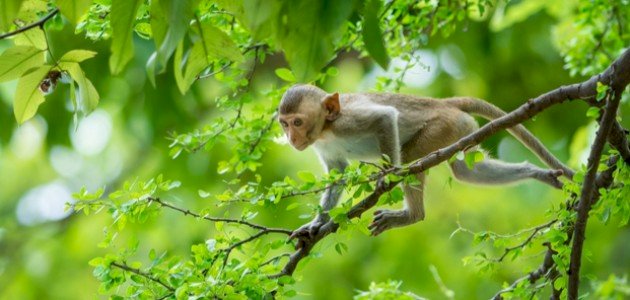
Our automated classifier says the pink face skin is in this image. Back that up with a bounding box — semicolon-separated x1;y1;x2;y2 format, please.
278;94;338;151
278;112;312;151
278;100;328;151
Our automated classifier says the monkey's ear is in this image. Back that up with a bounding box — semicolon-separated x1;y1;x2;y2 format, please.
323;92;340;121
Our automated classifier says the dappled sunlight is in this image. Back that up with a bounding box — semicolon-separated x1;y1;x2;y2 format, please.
16;181;73;226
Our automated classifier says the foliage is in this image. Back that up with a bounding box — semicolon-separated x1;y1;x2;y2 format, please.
1;0;629;299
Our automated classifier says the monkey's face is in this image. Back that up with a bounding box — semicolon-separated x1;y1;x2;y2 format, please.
278;102;326;151
278;113;315;151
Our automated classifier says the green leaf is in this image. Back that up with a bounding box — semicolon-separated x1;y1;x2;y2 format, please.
61;62;99;112
242;0;281;40
297;171;316;183
194;20;244;63
13;65;52;124
489;0;546;31
464;150;485;170
145;0;167;86
214;0;244;19
13;27;47;50
182;42;207;83
334;242;348;255
60;50;97;63
109;0;143;74
55;0;92;24
173;41;188;94
0;46;45;82
362;0;390;69
586;107;601;119
155;0;200;74
275;68;295;82
0;0;25;31
596;82;608;102
149;0;168;48
276;0;354;82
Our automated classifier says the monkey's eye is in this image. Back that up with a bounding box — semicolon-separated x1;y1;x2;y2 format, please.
280;121;288;128
293;119;303;126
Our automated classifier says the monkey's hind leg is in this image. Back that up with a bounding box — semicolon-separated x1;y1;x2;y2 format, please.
369;173;426;236
450;159;563;188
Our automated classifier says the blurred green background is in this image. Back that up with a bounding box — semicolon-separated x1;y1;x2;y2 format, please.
1;3;629;299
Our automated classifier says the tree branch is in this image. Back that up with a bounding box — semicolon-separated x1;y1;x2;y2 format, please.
492;244;556;300
495;219;558;263
0;8;59;40
148;197;291;235
568;87;623;299
111;261;174;292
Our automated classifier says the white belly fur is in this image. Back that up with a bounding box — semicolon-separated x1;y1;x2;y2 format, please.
314;131;381;160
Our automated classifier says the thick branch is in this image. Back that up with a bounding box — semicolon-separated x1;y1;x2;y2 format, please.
275;48;630;279
0;8;59;40
567;89;622;299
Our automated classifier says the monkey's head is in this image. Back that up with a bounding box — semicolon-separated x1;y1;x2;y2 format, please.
278;84;340;151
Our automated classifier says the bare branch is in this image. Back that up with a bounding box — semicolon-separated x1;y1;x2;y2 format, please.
0;8;59;40
495;219;558;263
111;261;174;292
492;245;556;300
568;87;623;299
148;197;292;235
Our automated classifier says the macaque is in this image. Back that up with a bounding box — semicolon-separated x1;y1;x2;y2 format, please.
278;84;571;237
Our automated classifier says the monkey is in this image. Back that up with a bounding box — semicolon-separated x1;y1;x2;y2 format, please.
278;84;572;238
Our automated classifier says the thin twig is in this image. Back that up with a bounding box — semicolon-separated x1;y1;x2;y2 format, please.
148;197;291;235
261;253;291;267
110;262;174;292
495;219;558;262
0;8;59;40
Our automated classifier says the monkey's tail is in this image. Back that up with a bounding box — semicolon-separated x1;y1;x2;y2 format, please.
446;97;574;179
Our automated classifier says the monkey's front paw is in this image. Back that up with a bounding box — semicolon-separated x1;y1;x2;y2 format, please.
369;210;411;236
538;169;564;189
289;218;326;249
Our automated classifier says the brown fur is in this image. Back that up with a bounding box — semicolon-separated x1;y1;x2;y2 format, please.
280;85;567;237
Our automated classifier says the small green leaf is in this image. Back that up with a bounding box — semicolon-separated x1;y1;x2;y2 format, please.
198;189;210;198
362;0;390;69
55;0;92;24
13;65;52;123
0;46;45;82
173;41;187;94
61;62;99;112
586;107;601;118
464;150;485;170
109;0;143;74
286;202;301;211
297;171;316;183
334;242;348;255
60;50;97;63
596;82;608;102
275;68;295;82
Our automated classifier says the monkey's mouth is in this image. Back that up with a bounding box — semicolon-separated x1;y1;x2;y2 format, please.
293;142;308;151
